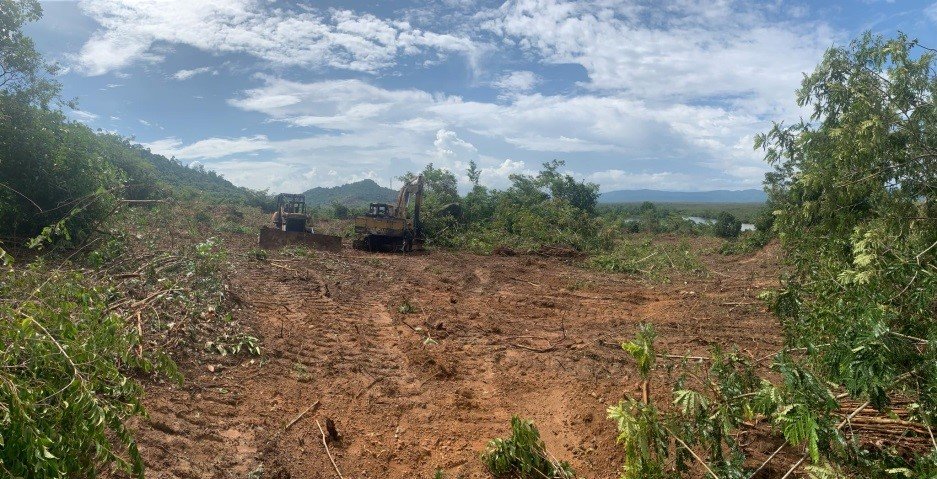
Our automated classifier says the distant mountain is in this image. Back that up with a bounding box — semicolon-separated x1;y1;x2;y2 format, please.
302;179;397;207
600;188;766;203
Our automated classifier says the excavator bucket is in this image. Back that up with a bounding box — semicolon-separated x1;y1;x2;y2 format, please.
258;226;342;252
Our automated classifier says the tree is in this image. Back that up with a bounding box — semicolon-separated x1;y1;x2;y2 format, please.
756;32;937;474
399;163;459;204
331;202;349;219
711;211;741;238
467;160;481;187
535;160;600;214
1;0;61;106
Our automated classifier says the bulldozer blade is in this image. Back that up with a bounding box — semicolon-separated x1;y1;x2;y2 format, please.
258;226;342;252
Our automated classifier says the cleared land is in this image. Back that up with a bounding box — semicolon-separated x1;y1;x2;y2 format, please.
125;228;787;479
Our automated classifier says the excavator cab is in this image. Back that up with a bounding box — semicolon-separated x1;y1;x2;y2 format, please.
366;203;393;218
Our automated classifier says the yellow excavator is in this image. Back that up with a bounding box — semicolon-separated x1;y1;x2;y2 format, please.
353;175;424;252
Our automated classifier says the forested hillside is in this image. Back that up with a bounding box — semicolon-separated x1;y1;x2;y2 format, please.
0;95;267;242
302;179;397;206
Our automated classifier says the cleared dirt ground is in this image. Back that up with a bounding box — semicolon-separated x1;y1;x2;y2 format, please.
131;237;784;478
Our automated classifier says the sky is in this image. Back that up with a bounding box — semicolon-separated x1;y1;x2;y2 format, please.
25;0;937;193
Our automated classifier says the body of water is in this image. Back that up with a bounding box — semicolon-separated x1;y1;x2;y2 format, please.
684;216;755;231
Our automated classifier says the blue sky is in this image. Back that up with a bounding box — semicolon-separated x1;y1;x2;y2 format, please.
26;0;937;193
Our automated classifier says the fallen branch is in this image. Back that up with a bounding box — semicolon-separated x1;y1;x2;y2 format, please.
285;400;320;431
779;400;870;479
355;377;384;398
508;276;541;287
509;317;567;353
316;419;344;479
663;424;719;479
658;353;710;362
747;442;785;479
509;342;556;353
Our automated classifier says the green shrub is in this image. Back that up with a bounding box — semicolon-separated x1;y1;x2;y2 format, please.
711;211;741;238
481;416;575;478
331;202;349;219
0;255;179;478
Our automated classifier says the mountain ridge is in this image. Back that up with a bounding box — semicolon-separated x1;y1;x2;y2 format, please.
302;179;398;206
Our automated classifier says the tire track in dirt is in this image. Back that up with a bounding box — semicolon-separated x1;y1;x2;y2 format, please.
130;242;784;478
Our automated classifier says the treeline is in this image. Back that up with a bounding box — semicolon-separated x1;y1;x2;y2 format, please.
0;102;270;245
0;1;267;248
406;160;768;255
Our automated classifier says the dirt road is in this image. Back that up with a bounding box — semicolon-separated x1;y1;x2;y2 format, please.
132;240;782;478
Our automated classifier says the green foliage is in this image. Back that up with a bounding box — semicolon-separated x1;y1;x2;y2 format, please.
0;96;123;242
711;211;741;238
0;255;179;478
248;247;268;261
206;334;261;357
331;202;350;219
621;323;656;379
608;326;851;479
535;160;600;214
589;238;704;281
481;416;575;478
398;299;415;314
757;32;937;471
0;0;60;107
718;230;772;255
607;399;670;479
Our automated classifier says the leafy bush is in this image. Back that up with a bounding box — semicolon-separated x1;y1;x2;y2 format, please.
331;202;349;219
718;230;771;255
481;416;575;478
711;211;741;238
0;254;179;478
759;31;937;444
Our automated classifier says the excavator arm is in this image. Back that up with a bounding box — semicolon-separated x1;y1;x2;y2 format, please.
394;175;424;234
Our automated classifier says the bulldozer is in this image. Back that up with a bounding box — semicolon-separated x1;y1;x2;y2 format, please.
258;193;342;251
353;175;424;252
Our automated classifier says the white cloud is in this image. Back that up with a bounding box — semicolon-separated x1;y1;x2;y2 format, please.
173;66;215;80
142;135;271;159
69;110;99;121
484;0;836;117
926;2;937;22
492;70;539;95
222;77;771;190
433;129;477;159
74;0;479;76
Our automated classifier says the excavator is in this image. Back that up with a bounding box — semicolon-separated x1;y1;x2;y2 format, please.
353;175;424;252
